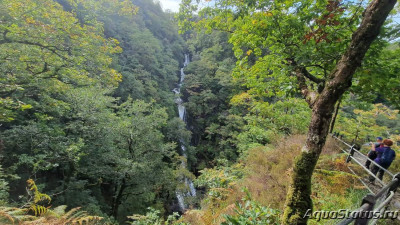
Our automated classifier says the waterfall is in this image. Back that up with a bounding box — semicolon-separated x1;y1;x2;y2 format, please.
174;54;196;211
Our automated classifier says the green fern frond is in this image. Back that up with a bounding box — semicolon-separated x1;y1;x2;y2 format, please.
0;206;35;224
27;179;51;204
29;204;50;216
58;207;103;224
0;207;16;223
0;180;103;225
61;207;81;220
51;205;68;216
72;216;104;225
66;210;87;222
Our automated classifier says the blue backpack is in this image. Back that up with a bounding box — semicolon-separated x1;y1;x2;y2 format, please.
381;147;396;166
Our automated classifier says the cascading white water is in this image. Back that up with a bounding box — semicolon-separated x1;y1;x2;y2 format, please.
173;54;196;211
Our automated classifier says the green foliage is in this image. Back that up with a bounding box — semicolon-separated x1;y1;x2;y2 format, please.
109;0;185;112
26;179;51;216
0;206;35;224
0;0;188;223
1;0;398;224
177;0;399;152
335;100;399;143
181;31;241;166
0;0;126;123
221;190;280;225
0;166;9;206
0;205;104;225
0;179;104;224
195;164;244;204
176;0;399;223
353;43;400;108
231;98;310;154
128;208;188;225
178;0;370;98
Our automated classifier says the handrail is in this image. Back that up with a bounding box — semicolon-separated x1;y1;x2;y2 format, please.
347;166;374;194
375;178;399;199
334;136;353;148
348;155;386;186
336;184;398;225
337;202;373;225
332;134;400;225
369;191;396;225
375;190;395;212
352;148;395;178
331;135;394;178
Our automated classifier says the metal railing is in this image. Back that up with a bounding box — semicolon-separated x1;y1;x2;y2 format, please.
337;176;399;225
331;134;400;225
332;135;395;184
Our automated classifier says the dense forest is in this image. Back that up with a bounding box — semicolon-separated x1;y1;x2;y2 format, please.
0;0;400;224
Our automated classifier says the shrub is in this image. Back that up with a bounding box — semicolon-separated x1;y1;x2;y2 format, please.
221;190;280;225
128;208;188;225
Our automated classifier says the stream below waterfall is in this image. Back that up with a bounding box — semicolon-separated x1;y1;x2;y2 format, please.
173;54;196;211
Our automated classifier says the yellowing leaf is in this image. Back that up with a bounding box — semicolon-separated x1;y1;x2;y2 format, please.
20;104;32;110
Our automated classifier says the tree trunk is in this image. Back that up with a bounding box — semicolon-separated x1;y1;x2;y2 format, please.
353;129;360;144
282;0;397;224
329;97;341;133
112;177;127;219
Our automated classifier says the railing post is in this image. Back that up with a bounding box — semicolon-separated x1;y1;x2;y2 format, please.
346;145;355;163
355;194;375;225
389;173;400;193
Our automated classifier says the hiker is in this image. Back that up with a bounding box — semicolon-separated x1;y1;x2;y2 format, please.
369;139;396;182
365;137;384;169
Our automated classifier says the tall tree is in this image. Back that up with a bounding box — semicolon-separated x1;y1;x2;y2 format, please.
178;0;398;223
283;2;396;223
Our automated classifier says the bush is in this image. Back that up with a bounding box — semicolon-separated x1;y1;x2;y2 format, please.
222;190;280;225
128;208;188;225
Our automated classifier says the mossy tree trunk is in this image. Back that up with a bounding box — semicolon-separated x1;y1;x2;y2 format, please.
282;0;397;224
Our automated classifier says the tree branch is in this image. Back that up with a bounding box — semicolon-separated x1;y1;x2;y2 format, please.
299;66;325;84
304;64;328;77
0;29;69;60
287;58;319;107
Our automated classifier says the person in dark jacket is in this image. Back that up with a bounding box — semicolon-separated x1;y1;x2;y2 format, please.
365;137;383;169
369;139;396;182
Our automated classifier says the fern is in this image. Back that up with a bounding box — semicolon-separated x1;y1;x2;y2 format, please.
0;206;35;224
0;180;103;225
50;206;103;225
26;179;51;216
0;205;103;225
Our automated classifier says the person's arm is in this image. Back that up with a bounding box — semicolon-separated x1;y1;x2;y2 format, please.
371;142;376;151
375;147;385;154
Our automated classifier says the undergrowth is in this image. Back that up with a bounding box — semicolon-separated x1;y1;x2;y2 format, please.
181;135;370;224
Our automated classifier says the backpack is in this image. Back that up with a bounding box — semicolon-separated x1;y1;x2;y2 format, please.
380;147;396;166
